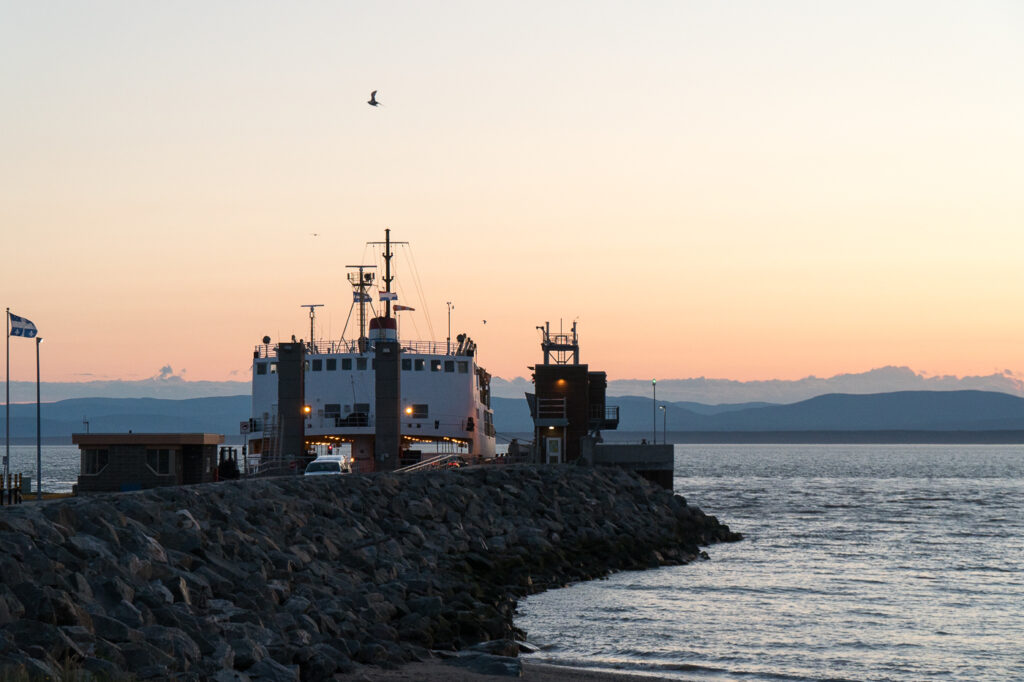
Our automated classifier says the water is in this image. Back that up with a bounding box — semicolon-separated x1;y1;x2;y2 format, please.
3;444;80;493
516;445;1024;681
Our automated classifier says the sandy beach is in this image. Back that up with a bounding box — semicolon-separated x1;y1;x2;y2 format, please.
336;658;687;681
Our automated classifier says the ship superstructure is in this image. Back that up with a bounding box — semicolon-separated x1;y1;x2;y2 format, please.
246;230;495;472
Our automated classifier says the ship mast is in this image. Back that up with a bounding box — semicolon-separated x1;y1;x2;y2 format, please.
345;265;376;351
368;228;408;320
300;304;323;353
383;229;393;319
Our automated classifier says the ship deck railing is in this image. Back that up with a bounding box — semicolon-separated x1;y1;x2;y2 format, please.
396;453;464;473
254;339;473;359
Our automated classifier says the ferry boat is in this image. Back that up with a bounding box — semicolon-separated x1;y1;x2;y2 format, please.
246;230;496;473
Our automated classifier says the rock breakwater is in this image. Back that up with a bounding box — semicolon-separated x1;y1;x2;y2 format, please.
0;464;739;680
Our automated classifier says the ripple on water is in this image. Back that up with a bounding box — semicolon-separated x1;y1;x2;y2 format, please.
517;445;1024;682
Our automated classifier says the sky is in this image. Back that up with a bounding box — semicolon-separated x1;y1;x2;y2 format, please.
2;1;1022;385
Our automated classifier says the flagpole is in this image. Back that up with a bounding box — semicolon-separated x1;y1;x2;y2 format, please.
36;337;42;501
5;308;9;481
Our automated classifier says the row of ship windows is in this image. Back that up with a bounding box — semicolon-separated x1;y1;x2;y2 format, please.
321;403;429;419
255;359;470;375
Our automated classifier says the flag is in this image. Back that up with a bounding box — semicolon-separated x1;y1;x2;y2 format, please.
394;305;415;312
379;291;398;301
8;313;38;338
352;292;372;302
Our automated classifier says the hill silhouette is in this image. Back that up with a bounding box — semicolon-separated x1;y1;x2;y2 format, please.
493;390;1024;433
4;391;1024;443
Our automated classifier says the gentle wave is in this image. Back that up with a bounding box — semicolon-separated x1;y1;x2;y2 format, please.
517;444;1024;682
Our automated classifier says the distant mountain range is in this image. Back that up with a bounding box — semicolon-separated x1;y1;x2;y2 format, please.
6;366;1023;404
492;366;1024;403
2;396;250;443
5;390;1024;444
493;390;1024;433
3;377;247;403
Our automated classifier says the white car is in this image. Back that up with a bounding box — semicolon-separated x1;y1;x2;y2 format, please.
304;455;349;476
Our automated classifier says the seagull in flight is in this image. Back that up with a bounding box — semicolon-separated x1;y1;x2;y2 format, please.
368;90;380;107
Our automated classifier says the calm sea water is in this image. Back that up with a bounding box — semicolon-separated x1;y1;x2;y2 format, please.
516;445;1024;682
3;444;80;493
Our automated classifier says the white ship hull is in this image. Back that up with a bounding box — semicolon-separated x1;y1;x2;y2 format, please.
246;230;495;470
248;341;495;465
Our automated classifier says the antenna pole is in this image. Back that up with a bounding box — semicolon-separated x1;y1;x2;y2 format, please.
345;264;377;352
300;304;324;353
358;268;366;345
368;229;408;321
383;229;393;318
447;302;454;355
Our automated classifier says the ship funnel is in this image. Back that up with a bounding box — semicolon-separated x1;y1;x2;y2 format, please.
369;316;398;342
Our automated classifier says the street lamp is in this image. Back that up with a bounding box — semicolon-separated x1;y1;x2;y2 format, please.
651;379;657;444
659;404;666;446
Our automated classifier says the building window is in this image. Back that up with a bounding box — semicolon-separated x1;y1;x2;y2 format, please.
326;358;337;371
256;362;267;375
341;358;352;370
324;403;341;418
411;404;428;419
414;359;425;371
82;449;108;475
312;359;322;371
458;361;469;373
431;360;442;372
402;358;412;371
444;361;455;373
357;357;368;370
146;448;173;475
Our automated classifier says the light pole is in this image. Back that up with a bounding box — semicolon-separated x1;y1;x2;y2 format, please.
36;337;42;500
446;301;454;354
651;379;657;444
659;404;666;446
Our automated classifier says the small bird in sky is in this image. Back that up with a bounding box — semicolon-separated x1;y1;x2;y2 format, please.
368;90;380;107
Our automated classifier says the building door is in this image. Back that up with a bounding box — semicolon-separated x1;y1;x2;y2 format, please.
546;437;562;464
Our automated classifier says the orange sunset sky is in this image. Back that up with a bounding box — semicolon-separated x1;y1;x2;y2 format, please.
2;2;1022;385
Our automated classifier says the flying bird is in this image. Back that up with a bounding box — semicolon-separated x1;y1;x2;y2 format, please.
368;90;380;107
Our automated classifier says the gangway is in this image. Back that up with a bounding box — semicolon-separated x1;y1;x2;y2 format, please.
396;453;463;473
